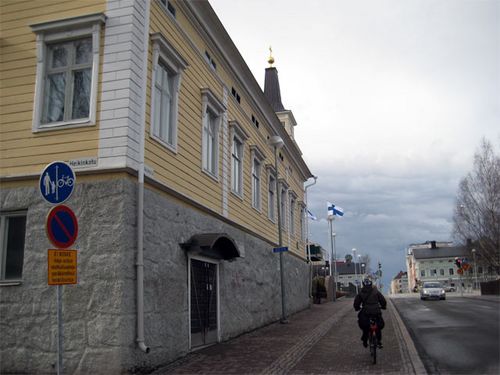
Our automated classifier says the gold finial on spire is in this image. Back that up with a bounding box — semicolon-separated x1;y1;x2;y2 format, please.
268;46;275;67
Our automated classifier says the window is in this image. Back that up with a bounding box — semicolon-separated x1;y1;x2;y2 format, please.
420;270;426;277
300;206;305;241
30;13;105;131
0;212;27;282
280;184;287;230
440;269;445;276
229;121;248;197
232;138;243;194
150;33;187;151
289;195;296;235
431;269;437;276
478;266;483;274
251;115;259;128
160;0;176;17
449;268;454;275
201;88;225;178
268;174;276;221
252;158;261;209
204;51;217;70
250;146;265;210
231;87;241;103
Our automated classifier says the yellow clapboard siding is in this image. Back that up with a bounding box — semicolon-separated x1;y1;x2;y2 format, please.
0;92;33;107
3;139;97;159
2;131;97;151
1;73;36;89
0;82;35;100
0;3;106;32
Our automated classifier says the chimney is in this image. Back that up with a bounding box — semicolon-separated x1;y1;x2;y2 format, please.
430;241;437;249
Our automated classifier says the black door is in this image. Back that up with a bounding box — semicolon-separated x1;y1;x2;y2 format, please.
190;259;217;347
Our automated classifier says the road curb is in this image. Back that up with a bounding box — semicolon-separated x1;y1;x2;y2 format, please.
388;298;428;375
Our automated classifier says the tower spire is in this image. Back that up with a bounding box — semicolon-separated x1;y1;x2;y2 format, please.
268;46;274;67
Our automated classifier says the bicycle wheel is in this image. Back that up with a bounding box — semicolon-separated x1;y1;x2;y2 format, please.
370;333;377;364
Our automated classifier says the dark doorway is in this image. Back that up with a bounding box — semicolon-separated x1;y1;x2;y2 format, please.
190;258;218;347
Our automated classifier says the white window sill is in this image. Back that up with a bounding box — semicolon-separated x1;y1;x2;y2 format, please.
34;119;95;133
0;280;22;286
202;168;219;182
150;134;178;154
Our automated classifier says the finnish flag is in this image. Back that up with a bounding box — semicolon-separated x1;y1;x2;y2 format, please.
307;209;317;220
327;202;344;217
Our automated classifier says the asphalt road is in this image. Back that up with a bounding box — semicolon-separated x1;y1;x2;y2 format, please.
392;296;500;375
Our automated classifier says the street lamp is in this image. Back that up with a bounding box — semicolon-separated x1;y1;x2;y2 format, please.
352;248;358;294
269;135;287;323
472;248;478;291
304;176;317;305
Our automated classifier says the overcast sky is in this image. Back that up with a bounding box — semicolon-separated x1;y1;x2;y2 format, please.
210;0;500;290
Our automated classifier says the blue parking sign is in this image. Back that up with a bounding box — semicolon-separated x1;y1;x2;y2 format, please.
40;161;75;204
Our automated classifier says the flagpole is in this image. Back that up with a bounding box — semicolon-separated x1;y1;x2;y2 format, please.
328;215;336;301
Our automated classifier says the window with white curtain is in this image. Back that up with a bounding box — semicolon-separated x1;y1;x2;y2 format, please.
30;14;105;131
201;88;225;179
231;137;243;195
150;33;187;151
268;174;276;221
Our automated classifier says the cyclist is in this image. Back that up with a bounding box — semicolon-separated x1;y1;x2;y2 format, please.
353;278;387;348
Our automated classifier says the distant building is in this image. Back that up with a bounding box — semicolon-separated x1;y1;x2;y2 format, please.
406;240;497;292
335;261;366;291
390;271;408;294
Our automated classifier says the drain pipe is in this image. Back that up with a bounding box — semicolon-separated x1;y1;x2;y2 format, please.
136;0;151;354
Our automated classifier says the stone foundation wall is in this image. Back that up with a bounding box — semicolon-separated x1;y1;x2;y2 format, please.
0;177;310;374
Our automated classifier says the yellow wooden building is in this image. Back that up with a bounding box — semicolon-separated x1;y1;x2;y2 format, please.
0;0;314;372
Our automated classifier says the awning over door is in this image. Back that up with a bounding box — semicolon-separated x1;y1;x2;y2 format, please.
181;233;240;260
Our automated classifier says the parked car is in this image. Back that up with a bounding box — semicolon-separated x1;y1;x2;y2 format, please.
444;286;456;292
420;282;446;300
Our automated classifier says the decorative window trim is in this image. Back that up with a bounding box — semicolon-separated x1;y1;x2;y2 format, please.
267;171;276;223
279;178;289;231
250;145;265;211
150;33;188;153
30;13;106;132
289;194;296;236
229;120;248;198
201;88;225;180
299;203;306;241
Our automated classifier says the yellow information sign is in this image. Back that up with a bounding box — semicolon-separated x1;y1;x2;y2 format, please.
48;249;77;285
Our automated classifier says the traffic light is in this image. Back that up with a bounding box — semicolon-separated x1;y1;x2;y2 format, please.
455;257;462;268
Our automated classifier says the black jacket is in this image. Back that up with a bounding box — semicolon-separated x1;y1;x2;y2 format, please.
353;286;387;316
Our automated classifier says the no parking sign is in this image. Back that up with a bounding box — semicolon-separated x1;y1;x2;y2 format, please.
46;205;78;249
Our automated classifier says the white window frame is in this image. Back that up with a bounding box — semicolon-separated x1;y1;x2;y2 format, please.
299;203;306;241
150;33;187;152
201;88;225;179
267;166;276;222
250;145;265;211
279;179;289;231
0;211;27;284
30;13;106;132
229;121;248;198
289;193;296;236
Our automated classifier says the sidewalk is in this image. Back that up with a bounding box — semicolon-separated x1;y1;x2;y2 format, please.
153;297;426;375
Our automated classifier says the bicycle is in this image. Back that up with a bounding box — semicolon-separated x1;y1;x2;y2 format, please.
368;316;379;364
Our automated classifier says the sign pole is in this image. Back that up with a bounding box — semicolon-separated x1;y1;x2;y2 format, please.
57;285;63;375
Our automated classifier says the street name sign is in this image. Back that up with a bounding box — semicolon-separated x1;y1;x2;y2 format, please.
46;205;78;248
48;249;77;285
40;161;75;204
273;246;289;253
